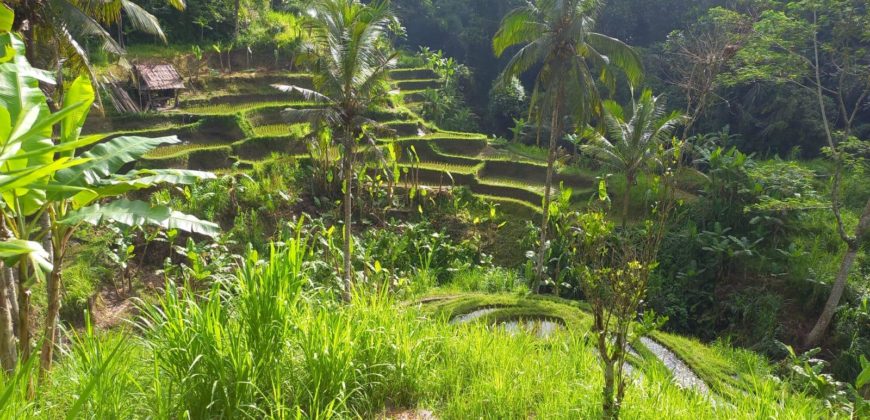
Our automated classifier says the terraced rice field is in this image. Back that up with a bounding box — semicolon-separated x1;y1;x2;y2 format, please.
86;68;593;210
418;293;761;399
179;100;312;115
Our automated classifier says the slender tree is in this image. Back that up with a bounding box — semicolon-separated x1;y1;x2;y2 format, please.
580;89;685;227
660;7;752;138
275;0;397;301
493;0;643;292
725;0;870;346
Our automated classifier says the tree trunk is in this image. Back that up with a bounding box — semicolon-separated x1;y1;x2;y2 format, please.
0;216;18;372
622;173;634;229
801;11;863;348
805;198;870;347
39;252;62;374
234;0;242;39
6;270;17;333
613;334;627;416
341;135;354;302
117;15;124;49
0;266;16;372
534;87;565;293
16;262;31;362
602;360;617;419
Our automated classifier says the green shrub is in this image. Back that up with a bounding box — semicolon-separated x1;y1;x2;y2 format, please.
59;229;117;323
59;261;104;323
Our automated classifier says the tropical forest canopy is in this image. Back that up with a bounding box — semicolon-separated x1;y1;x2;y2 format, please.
0;0;868;418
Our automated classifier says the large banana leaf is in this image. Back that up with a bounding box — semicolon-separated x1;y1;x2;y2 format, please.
53;135;180;188
59;75;95;156
0;239;53;286
0;100;91;167
0;37;63;215
65;169;216;208
62;199;220;238
0;4;12;34
0;34;53;84
0;157;89;195
116;169;215;185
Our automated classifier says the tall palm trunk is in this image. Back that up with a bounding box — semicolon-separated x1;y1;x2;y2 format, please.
805;197;870;346
0;266;15;372
534;84;566;293
341;130;354;302
0;217;17;372
622;173;634;228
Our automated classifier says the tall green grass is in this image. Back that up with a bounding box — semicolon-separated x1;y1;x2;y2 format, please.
134;236;438;418
423;323;837;419
1;233;845;419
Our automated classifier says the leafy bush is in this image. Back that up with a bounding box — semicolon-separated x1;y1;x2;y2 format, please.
59;229;117;323
486;76;527;135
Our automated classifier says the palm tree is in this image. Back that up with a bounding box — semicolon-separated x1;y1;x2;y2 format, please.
581;89;685;227
274;0;397;302
8;0;184;84
493;0;643;292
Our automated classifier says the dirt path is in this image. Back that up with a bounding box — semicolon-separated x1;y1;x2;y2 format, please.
380;409;437;420
92;268;165;330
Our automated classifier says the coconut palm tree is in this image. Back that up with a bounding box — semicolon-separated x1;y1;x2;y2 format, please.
8;0;185;84
274;0;397;302
493;0;643;292
580;89;686;227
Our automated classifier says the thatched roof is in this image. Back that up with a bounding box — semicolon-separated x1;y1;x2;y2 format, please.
133;64;185;91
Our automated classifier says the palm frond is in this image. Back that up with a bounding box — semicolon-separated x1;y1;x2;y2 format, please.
51;0;124;55
581;89;685;176
281;107;338;128
273;84;333;103
66;0;122;25
493;4;545;56
586;32;644;87
121;0;166;42
497;38;548;87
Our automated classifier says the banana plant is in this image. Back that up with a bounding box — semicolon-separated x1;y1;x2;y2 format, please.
36;75;219;372
0;8;101;371
0;8;219;372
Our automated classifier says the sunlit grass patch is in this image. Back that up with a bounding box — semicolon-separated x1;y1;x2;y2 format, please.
142;143;229;159
403;161;482;175
88;122;195;139
251;122;310;138
179;100;315;116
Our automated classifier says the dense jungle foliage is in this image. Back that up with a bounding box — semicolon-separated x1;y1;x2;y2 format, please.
0;0;868;418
